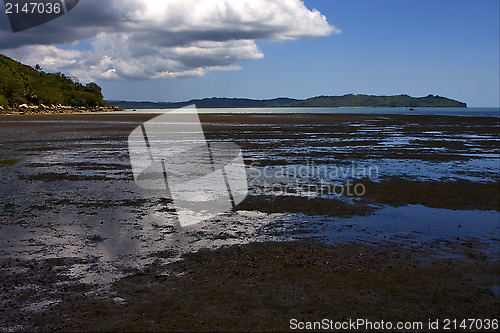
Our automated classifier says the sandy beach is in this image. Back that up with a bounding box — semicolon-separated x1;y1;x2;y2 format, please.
0;113;498;331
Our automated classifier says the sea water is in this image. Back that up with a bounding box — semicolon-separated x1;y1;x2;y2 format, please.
119;107;500;117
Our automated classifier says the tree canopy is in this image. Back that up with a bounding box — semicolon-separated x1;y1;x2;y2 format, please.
0;54;106;109
288;94;467;108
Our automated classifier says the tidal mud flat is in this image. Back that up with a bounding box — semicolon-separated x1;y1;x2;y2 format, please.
0;113;498;331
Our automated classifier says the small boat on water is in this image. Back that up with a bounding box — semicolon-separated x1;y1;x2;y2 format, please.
409;107;415;111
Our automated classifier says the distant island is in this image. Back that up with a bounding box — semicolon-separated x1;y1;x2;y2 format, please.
0;54;119;114
111;94;467;109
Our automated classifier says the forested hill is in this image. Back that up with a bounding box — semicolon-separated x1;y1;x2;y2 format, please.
112;94;467;109
289;94;467;108
0;54;106;110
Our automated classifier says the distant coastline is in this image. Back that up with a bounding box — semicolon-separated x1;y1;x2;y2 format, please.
110;94;467;109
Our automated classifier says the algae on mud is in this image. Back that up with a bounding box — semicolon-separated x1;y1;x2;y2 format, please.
32;241;499;332
0;113;498;331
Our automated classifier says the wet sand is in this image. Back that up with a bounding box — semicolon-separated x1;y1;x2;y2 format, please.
27;241;499;332
0;113;498;331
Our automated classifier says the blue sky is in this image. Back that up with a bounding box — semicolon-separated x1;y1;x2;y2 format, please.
2;0;499;106
99;0;500;107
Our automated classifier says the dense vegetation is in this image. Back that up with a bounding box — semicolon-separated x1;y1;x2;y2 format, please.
289;94;467;108
111;94;467;109
0;54;106;109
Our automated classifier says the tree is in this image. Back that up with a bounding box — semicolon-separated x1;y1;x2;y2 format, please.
85;82;102;95
0;94;9;109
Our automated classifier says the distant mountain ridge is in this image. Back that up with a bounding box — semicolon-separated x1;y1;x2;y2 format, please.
109;97;300;109
111;94;467;109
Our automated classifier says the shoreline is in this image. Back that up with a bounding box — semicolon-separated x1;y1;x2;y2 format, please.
1;106;498;118
0;105;122;116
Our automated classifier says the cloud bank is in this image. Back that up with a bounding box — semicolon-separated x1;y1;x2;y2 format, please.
0;0;338;81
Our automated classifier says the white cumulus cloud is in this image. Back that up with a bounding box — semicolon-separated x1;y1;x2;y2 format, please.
0;0;338;81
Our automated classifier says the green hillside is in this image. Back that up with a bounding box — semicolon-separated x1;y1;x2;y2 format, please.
0;54;106;110
288;94;467;108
